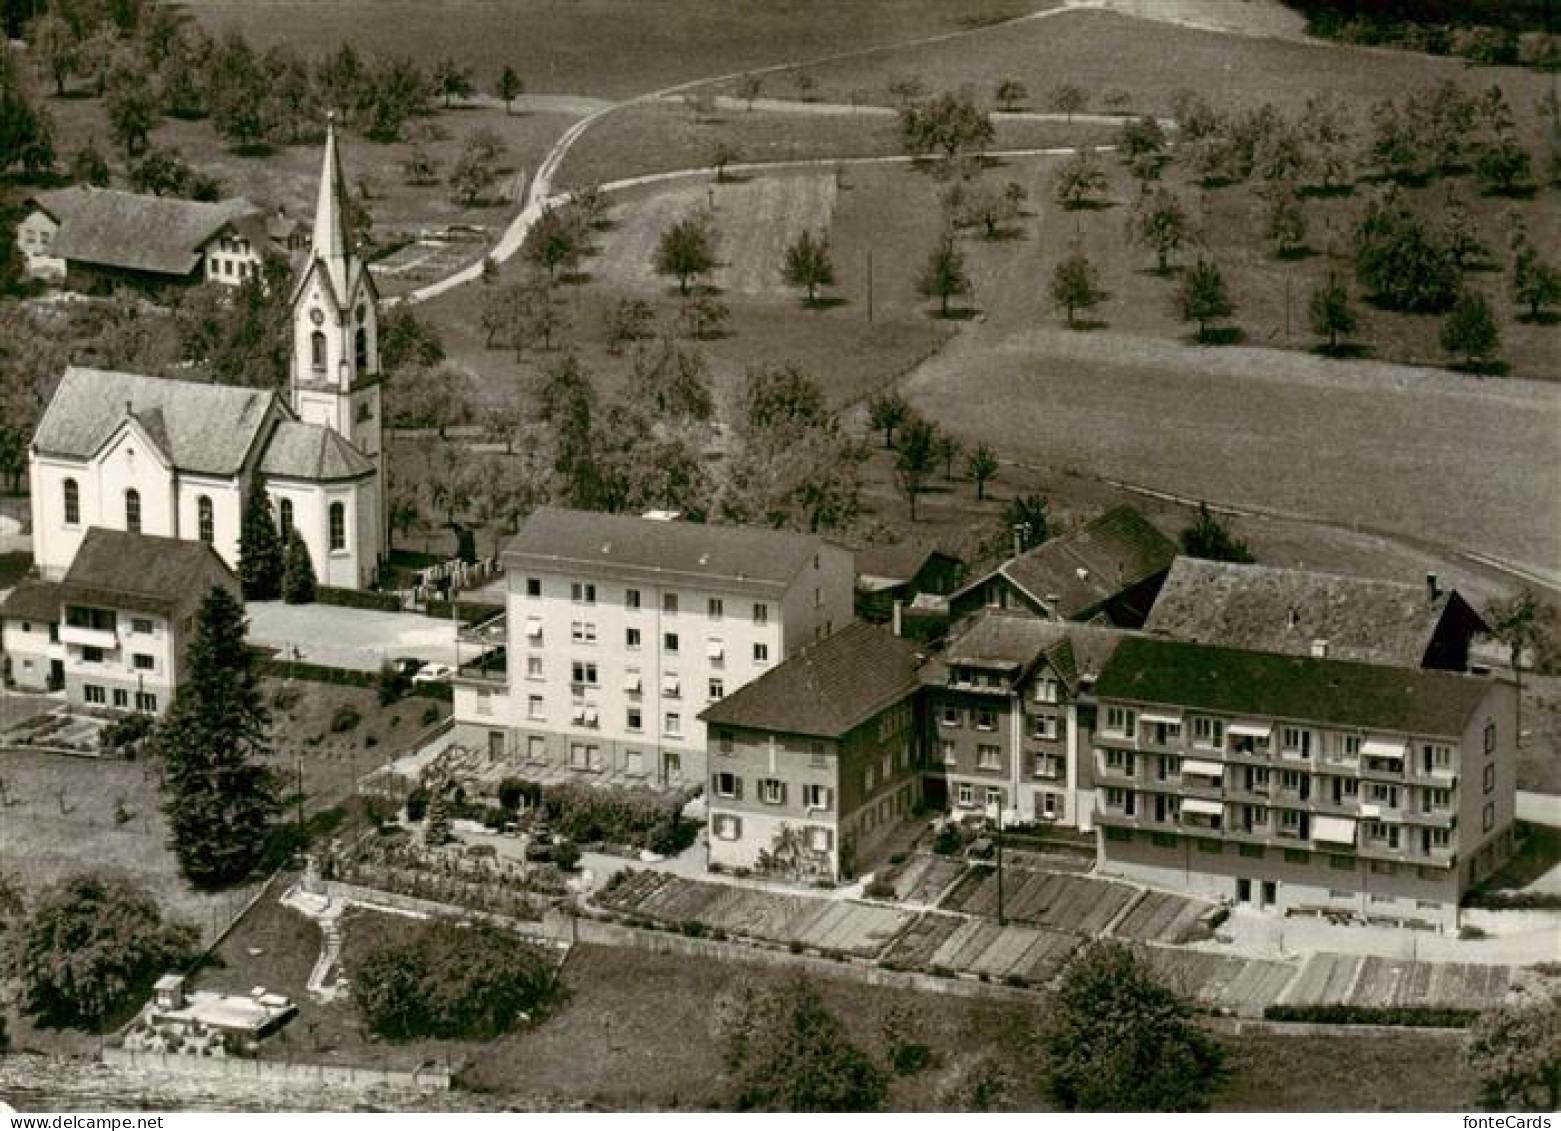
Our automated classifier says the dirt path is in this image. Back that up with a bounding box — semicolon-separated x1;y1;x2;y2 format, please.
1064;0;1309;41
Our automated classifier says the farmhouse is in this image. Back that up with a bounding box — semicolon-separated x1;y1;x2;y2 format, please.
699;622;925;881
26;124;387;591
449;506;854;788
1144;557;1489;671
1091;635;1516;929
922;610;1128;829
853;539;963;624
948;506;1176;628
16;187;278;289
52;527;239;715
0;579;64;692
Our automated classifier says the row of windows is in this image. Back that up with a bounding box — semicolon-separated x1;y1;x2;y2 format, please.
711;814;832;851
536;578;772;624
546;621;769;664
63;480;348;552
81;684;158;712
77;646;156;671
711;773;832;810
526;694;690;737
309;328;371;373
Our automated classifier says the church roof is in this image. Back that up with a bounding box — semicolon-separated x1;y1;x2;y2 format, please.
60;528;238;617
33;368;275;477
30;188;260;277
260;419;375;481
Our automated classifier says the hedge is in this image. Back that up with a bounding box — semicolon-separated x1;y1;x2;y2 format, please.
1263;1004;1478;1028
424;599;504;625
252;650;453;700
540;782;695;855
316;586;405;613
1463;890;1561;911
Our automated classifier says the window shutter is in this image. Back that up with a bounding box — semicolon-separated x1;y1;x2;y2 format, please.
734;777;743;800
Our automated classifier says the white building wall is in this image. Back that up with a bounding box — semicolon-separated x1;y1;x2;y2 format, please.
175;475;244;568
62;606;179;714
17;209;64;278
3;620;61;691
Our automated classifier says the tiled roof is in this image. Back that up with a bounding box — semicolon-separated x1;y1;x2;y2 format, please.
0;580;62;623
35;188;259;276
503;506;833;591
1143;557;1481;668
1094;636;1494;737
855;539;958;584
700;622;924;738
999;506;1176;616
33;368;275;477
260;420;375;481
939;610;1130;693
59;528;237;617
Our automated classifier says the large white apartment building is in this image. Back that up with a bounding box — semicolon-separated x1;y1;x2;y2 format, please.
451;507;854;787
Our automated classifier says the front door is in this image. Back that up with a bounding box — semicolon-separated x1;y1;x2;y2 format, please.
1262;880;1278;908
487;730;505;761
662;749;681;785
1236;878;1252;905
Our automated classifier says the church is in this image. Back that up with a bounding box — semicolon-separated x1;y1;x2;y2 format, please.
27;123;388;591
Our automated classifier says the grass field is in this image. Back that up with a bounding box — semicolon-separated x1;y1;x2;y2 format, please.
180;0;1052;101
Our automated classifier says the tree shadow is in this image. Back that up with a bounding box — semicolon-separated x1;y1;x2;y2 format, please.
1451;358;1511;377
1518;310;1561;326
1298;182;1356;199
1065;317;1110;332
232;141;277;158
1062;198;1116;212
1192;326;1246;346
1276;246;1318;262
559;269;593;286
1480;183;1538;201
930;306;981;321
1314;341;1374;360
980;226;1027;242
713;171;753;185
802;295;850;311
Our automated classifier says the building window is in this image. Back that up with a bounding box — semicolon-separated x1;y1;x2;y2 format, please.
527;695;544;720
84;685;105;704
1424;743;1453;771
133;653;154;671
664;632;679;654
663;592;678;614
311;330;327;370
526;577;542;597
940;705;962;728
526;655;543;679
475;690;493;716
354;327;368;371
197;495;214;543
329;502;346;550
976;744;1000;770
1424;787;1451;811
279;498;293;538
112;688;129;708
571;661;598;686
627;707;642;731
131;617;153;634
571;622;597;643
124;489;141;534
1192;716;1224;749
1284;848;1309;865
570;581;596;604
802;784;830;810
758;779;785;805
752;602;768;625
135;691;157;712
1483;802;1495;832
713;813;742;840
708;597;723;619
664;712;681;736
986;787;1004;809
974;709;997;732
708;678;724;700
753;642;769;664
82;646;103;664
63;478;80;526
1105;706;1136;737
625;588;640;608
957;783;975;807
626;627;641;649
1034;676;1059;703
941;740;957;764
527;735;546;762
714;772;738;798
1483;763;1496;794
1484;720;1496;755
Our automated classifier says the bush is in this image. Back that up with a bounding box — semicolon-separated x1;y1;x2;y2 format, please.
100;712;154;753
497;777;542;812
681;919;708;938
552;839;582;872
378;662;411;706
1464;890;1561;911
863;875;897;900
933;824;965;856
539;782;693;853
405;786;430;823
1264;1004;1477;1028
350;917;561;1041
330;705;362;734
421;704;443;727
317;586;404;612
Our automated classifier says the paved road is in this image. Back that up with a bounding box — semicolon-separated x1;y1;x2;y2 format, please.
1517;790;1561;827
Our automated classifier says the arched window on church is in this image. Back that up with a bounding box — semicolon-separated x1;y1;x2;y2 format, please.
63;479;79;526
354;327;368;373
279;498;293;539
328;502;346;551
197;496;214;543
311;331;327;372
125;488;141;534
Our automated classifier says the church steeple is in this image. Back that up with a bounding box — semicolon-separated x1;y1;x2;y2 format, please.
309;113;354;300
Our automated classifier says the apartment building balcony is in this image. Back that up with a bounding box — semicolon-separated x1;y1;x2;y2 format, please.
1094;804;1179;833
1399;807;1458;828
60;624;117;651
1358;840;1456;868
454;648;507;685
457;612;507;647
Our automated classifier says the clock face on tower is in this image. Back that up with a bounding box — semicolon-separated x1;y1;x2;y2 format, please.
310;308;325;326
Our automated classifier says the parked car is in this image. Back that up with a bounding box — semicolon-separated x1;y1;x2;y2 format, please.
411;662;454;685
391;656;423;678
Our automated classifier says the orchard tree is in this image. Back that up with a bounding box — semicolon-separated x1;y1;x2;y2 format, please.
449;126;509;206
781;228;835;306
900;90;994;163
735;72;762;110
678;292;728;340
1466;996;1561;1112
917;234;971;317
1177;258;1235;343
966;442;999;500
105;65;157;158
710;140;741;183
1047;83;1088;122
1180;502;1254;563
27;12;79;96
152;586;281;888
1053;148;1108;210
1043;941;1224;1111
1353;191;1459;313
867;391;909;450
1119;114;1168;179
1129;186;1190;273
525;204;583;282
1513;241;1561;321
995;77;1028;112
10;873;198;1031
1477;134;1534;197
1050;252;1105;329
1264;186;1308;257
236;487;285;600
656;212;719;296
1005;495;1050;550
1308;272;1359;354
495;65;522;114
931;429;963;480
1440;289;1500;370
70;138;110;186
432;55;474;108
894;416;937;521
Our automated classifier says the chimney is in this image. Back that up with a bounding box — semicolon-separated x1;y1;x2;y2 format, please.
892;599;903;638
1012;525;1025;559
1426;572;1440;602
1311;639;1329;659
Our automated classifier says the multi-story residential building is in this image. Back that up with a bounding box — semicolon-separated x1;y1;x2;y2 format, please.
1145;557;1489;671
948;506;1176;628
1091;636;1516;929
922;611;1126;828
698;622;925;881
451;506;854;787
0;580;64;692
52;528;240;715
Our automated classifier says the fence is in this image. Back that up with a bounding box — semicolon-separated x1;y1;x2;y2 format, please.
101;1047;451;1091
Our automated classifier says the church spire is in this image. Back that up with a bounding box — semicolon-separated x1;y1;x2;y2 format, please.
309;113;354;298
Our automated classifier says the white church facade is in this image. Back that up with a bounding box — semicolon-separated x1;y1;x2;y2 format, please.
28;124;388;591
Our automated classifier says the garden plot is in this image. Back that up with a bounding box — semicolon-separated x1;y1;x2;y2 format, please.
1137;946;1298;1015
1112;890;1216;945
940;866;1137;935
1281;953;1514;1012
594;173;836;299
884;913;1078;984
594;872;912;958
890;855;966;905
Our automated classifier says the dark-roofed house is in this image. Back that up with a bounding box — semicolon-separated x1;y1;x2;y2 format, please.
18;187;270;290
55;528;240;714
1;580;64;692
1092;635;1516;929
853;539;963;625
949;506;1177;629
699;623;925;881
448;507;854;789
27;125;387;591
923;610;1129;829
1144;557;1489;672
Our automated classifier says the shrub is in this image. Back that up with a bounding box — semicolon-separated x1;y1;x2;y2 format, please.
933;824;964;856
101;712;154;753
420;704;442;727
863;876;897;900
539;782;693;853
552;839;581;872
378;662;411;706
405;786;430;823
497;777;542;812
330;705;362;734
681;919;708;938
350;917;561;1040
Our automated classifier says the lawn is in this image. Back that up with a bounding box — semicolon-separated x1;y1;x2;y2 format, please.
1218;1029;1477;1112
180;0;1053;102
